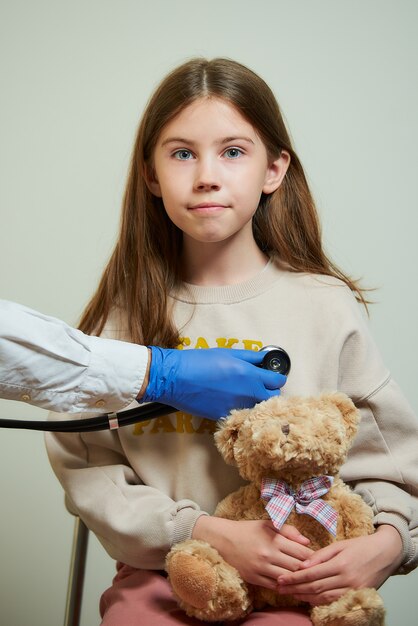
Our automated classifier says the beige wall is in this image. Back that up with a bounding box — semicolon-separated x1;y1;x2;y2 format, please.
0;1;417;624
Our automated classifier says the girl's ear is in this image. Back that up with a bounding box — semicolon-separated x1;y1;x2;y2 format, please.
262;150;291;195
144;164;162;197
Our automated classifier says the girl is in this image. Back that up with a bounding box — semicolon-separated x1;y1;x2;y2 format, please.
46;58;418;625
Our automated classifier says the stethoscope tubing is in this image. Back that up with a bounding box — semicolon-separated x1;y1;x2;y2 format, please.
0;401;176;432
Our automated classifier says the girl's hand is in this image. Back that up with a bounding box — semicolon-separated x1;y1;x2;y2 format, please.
192;517;313;590
277;525;403;605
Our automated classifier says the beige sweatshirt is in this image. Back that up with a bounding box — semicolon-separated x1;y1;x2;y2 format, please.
46;260;418;573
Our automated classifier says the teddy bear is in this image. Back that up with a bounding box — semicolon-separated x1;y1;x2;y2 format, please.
165;392;386;625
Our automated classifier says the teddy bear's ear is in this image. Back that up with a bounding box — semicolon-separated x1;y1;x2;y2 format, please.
214;409;249;465
327;392;360;441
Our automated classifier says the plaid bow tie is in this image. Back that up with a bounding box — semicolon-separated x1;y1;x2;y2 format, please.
260;476;337;536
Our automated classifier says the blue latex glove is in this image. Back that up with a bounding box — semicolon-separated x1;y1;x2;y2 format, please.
141;347;287;420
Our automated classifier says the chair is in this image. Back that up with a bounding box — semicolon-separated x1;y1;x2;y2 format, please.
63;516;89;626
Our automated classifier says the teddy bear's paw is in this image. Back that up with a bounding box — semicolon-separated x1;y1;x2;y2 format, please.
311;588;385;626
168;550;217;608
166;540;252;621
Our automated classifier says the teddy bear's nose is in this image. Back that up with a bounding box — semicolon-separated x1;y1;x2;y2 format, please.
281;424;290;436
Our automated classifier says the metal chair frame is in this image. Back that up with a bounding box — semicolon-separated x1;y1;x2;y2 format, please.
63;517;89;626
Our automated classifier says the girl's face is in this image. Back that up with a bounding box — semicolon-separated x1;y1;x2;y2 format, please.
148;97;289;249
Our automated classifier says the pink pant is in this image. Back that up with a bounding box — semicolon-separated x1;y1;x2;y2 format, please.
100;563;312;625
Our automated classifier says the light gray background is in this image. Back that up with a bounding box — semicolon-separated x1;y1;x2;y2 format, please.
0;1;417;624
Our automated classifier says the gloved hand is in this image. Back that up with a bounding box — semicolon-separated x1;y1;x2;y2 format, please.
141;347;287;420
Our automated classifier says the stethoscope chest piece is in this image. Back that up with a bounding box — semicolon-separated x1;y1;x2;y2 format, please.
259;345;291;375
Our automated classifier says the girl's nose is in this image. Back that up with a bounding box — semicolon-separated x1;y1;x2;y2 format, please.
195;180;221;191
194;158;221;191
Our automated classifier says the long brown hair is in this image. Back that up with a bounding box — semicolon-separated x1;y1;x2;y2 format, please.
79;57;368;346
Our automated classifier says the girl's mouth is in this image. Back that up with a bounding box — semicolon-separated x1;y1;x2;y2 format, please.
188;202;228;213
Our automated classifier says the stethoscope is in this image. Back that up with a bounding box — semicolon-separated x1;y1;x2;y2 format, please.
0;346;291;433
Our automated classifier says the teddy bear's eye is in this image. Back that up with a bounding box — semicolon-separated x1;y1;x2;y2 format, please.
281;424;290;436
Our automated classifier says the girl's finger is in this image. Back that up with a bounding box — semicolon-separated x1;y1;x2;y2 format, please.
278;559;340;585
273;536;314;561
278;573;341;596
279;524;311;545
254;573;283;591
262;564;305;586
271;553;309;573
292;587;349;606
300;542;343;568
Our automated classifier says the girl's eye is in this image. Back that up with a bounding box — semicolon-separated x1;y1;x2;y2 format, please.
224;147;243;159
173;149;193;160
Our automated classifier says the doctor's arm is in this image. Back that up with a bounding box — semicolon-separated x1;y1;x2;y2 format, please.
0;300;286;417
0;300;147;414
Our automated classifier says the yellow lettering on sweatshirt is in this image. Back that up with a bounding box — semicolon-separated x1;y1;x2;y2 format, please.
176;337;262;352
150;416;176;434
195;419;217;434
242;339;263;351
216;337;239;349
133;416;176;436
175;412;196;433
133;420;152;435
194;337;210;349
177;337;191;349
132;414;217;436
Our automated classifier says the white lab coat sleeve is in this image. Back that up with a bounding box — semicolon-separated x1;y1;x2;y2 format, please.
0;300;148;413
